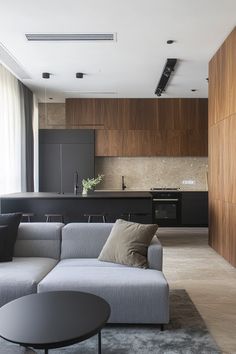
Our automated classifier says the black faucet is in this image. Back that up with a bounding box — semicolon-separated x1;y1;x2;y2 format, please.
122;176;127;191
74;171;79;195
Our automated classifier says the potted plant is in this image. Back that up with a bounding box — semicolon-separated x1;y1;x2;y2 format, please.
82;174;104;195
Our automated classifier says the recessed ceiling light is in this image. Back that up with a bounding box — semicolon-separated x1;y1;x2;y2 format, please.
166;40;175;44
191;89;197;92
49;97;53;100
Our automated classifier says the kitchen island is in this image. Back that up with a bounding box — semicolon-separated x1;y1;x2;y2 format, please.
0;192;153;223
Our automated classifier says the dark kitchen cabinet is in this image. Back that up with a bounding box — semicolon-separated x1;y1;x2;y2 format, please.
39;129;94;193
181;192;208;226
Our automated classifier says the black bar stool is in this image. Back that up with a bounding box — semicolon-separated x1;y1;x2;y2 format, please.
22;213;34;222
122;213;150;222
45;214;64;223
84;214;107;223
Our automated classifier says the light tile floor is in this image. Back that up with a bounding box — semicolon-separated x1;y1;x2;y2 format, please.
158;228;236;354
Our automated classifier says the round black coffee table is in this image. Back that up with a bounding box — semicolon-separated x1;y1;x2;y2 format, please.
0;291;110;354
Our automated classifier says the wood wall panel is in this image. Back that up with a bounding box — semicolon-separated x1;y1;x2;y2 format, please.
156;99;179;130
66;99;104;128
66;98;208;157
129;99;157;130
95;130;123;156
95;129;207;157
209;27;236;267
227;29;236;116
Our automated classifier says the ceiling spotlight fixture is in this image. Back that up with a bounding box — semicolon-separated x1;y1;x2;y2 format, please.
155;58;177;97
76;72;84;79
42;72;50;79
166;40;175;44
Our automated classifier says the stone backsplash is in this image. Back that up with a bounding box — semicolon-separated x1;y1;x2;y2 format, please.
95;157;208;191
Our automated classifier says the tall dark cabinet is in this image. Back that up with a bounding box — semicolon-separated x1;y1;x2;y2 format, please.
39;129;94;193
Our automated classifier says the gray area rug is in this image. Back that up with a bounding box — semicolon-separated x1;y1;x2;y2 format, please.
0;290;221;354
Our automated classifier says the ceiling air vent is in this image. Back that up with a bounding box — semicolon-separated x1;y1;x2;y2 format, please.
25;33;116;41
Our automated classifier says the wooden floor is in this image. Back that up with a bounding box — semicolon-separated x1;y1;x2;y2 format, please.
158;228;236;354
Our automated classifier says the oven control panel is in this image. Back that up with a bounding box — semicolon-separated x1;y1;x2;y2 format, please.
150;192;180;199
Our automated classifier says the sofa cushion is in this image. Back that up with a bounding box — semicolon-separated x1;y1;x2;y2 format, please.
98;219;158;268
61;223;114;259
38;260;169;324
14;223;64;259
0;257;57;307
57;258;129;268
0;213;22;262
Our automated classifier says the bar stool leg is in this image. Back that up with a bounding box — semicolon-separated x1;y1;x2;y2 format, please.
102;215;106;223
128;213;131;221
88;215;92;223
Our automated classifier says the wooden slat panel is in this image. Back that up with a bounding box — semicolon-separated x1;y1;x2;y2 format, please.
209;27;236;267
227;28;236;117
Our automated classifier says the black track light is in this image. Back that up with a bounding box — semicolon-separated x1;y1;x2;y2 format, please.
155;58;177;97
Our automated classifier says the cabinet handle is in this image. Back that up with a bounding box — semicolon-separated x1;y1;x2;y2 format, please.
153;198;179;202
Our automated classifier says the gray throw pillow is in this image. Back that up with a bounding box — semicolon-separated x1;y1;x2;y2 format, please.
0;213;22;262
98;219;158;268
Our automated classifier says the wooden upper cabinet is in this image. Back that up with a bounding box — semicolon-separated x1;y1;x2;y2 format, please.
157;99;180;130
95;130;123;156
129;99;157;130
66;99;104;128
66;98;208;156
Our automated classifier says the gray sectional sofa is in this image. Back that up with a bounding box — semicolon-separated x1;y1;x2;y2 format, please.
0;223;169;325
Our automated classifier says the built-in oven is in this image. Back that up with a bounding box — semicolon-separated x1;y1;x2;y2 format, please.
150;189;181;226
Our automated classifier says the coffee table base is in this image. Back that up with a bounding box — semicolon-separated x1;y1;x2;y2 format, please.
41;330;102;354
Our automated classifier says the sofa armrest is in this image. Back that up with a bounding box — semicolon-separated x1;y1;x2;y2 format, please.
147;236;163;271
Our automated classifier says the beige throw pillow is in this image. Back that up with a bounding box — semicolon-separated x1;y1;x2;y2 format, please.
98;219;158;268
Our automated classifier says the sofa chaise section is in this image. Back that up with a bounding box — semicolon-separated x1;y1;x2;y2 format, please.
38;223;169;324
0;222;63;307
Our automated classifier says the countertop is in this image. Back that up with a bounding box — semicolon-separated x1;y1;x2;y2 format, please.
0;192;152;199
95;189;208;193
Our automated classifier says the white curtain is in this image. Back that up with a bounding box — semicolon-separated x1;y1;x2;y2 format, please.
0;64;22;194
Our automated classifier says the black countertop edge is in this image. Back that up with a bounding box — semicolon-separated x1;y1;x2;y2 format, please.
0;192;152;199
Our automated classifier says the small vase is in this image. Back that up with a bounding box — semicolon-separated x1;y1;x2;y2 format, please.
82;188;88;195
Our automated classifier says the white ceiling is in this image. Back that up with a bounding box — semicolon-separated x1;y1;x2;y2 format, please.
0;0;235;102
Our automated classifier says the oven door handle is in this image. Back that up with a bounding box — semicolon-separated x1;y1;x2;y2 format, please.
153;198;179;202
